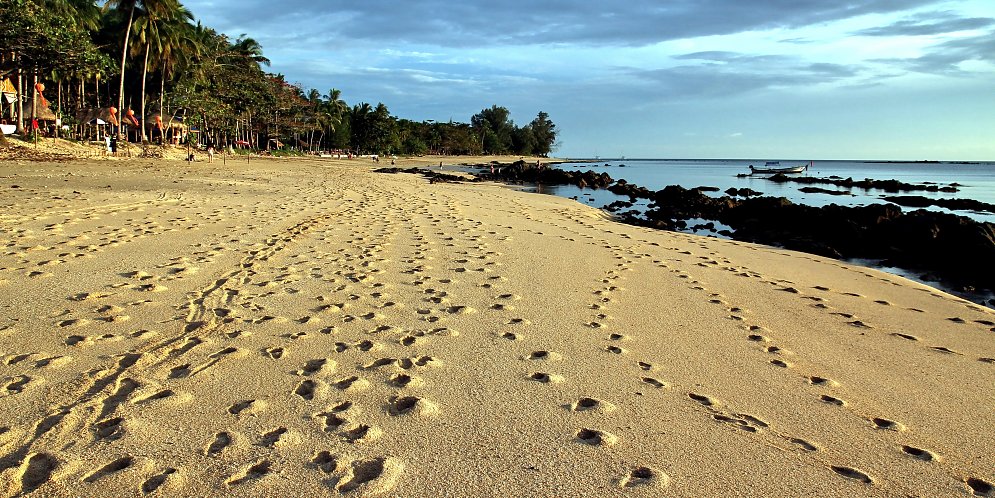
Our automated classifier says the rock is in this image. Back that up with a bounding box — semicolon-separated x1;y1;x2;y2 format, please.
798;187;852;196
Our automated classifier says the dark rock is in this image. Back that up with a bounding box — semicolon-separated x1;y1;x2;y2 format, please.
882;195;995;214
765;174;959;193
798;187;852;196
725;188;762;197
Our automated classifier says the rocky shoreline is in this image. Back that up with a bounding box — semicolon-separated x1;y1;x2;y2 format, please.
449;160;995;303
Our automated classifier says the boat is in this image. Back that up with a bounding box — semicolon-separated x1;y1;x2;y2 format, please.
749;161;809;174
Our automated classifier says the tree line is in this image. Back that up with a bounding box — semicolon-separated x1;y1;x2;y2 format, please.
0;0;557;156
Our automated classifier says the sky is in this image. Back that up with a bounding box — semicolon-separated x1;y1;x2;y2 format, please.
182;0;995;160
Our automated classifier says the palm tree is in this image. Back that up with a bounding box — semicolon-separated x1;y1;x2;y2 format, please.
229;35;270;68
153;7;197;128
105;0;143;139
131;0;191;141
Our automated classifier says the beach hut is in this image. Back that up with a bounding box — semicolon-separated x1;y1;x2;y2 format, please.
76;108;120;142
1;78;18;135
28;99;57;121
145;113;187;144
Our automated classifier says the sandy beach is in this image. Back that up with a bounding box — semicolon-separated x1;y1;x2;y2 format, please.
1;156;993;497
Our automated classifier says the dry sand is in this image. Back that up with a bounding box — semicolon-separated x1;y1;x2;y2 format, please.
0;156;993;497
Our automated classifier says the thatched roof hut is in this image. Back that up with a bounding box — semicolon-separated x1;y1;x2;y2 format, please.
27;99;57;121
76;108;120;126
144;113;186;130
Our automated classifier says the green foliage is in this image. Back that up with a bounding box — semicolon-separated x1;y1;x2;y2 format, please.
1;0;108;75
3;1;559;156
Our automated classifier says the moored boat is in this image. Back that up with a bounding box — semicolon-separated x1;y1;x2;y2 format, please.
749;161;809;174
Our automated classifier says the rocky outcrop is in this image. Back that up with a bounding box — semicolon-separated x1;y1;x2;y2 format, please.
882;195;995;214
374;167;478;184
643;187;995;291
765;174;959;193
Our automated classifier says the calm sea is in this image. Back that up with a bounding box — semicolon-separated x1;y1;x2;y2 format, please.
525;159;995;304
535;159;995;223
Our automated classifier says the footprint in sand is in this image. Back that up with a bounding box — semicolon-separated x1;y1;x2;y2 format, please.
94;417;125;441
297;358;333;376
335;457;403;494
820;395;846;406
388;373;424;388
334;376;370;392
14;452;59;494
575;428;618;446
688;392;720;407
339;423;382;444
568;397;617;413
526;351;562;361
791;438;819;451
808;376;839;387
295;380;317;401
388;396;439;417
618;466;669;488
871;417;906;431
830;465;873;484
901;445;938;462
83;455;134;483
312;451;340;474
258;427;288;447
641;377;667;388
141;468;177;494
226;460;271;487
5;375;31;395
966;477;994;497
529;372;565;384
205;432;232;456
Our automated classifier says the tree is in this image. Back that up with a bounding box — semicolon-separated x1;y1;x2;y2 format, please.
530;111;557;157
512;125;537;156
105;0;144;139
1;0;106;131
152;3;197;124
471;105;514;154
132;0;192;141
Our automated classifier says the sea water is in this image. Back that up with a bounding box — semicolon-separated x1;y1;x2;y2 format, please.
538;159;995;224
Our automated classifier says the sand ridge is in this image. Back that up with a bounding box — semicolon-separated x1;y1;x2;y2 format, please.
0;157;993;497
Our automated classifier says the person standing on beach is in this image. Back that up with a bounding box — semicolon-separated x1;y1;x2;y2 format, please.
207;145;215;163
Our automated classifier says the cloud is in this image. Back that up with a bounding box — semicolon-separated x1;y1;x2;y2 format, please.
630;51;864;99
872;29;995;74
185;0;940;48
853;10;994;36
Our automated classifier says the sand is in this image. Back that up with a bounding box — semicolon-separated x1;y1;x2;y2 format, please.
0;155;993;497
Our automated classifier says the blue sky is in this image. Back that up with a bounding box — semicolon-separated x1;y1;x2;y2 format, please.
184;0;995;160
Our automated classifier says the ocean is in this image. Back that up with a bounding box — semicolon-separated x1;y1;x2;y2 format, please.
539;159;995;224
520;159;995;305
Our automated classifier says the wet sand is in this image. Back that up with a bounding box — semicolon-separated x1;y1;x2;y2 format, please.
0;157;993;497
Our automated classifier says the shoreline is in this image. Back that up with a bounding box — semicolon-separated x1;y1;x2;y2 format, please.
1;157;994;496
465;160;995;307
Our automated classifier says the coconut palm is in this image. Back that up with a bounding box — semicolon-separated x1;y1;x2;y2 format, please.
105;0;143;139
153;7;197;125
131;0;192;141
229;35;270;68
